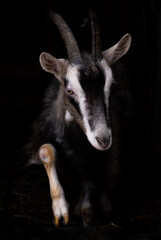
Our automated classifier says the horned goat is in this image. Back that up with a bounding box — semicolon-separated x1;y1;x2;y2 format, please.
25;11;131;226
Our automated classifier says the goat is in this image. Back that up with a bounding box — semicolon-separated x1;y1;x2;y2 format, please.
25;11;131;226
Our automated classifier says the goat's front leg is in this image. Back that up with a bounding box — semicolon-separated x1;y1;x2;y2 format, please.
39;144;69;226
74;182;94;226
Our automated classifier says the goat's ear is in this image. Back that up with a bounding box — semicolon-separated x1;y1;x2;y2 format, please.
39;52;68;80
102;34;131;65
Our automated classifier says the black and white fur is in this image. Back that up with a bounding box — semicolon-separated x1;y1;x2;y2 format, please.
25;11;131;226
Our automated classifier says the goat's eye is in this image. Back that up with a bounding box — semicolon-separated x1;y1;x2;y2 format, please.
66;89;74;96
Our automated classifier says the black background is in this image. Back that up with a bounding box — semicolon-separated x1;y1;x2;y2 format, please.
0;0;161;239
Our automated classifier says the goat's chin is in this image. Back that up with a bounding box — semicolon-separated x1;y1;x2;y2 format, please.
91;142;111;151
93;144;108;151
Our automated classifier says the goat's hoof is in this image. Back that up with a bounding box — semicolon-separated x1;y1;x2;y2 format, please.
82;207;94;226
52;197;69;226
54;215;59;227
63;213;69;225
54;213;69;227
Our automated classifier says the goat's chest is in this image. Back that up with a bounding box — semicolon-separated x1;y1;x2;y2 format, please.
55;129;108;182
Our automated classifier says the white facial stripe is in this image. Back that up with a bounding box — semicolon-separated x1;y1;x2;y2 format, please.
65;65;83;99
65;65;91;136
99;59;113;108
65;65;89;133
100;59;113;89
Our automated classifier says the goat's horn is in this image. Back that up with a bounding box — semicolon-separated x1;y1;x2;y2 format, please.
50;12;83;65
89;10;102;61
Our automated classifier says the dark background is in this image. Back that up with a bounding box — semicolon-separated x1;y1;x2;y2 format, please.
0;0;161;239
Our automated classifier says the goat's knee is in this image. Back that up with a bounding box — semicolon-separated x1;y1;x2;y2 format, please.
39;143;56;167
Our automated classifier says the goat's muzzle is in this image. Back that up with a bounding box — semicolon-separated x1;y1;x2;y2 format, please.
96;136;111;150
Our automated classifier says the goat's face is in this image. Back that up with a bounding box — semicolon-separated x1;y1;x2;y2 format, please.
63;59;113;150
39;12;131;151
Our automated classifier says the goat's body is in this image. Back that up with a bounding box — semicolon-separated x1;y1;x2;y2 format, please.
25;61;130;224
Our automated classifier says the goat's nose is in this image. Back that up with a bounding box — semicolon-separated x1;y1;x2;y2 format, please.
96;136;110;150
